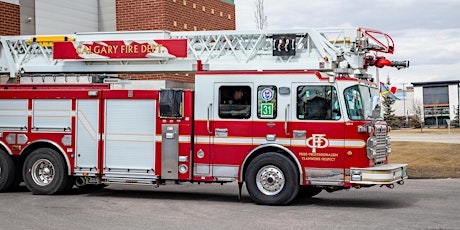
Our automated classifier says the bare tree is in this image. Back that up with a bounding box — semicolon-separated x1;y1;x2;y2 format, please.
411;99;424;132
254;0;267;30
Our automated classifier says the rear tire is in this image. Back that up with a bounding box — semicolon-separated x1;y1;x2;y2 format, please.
0;150;17;192
245;153;299;205
23;148;70;195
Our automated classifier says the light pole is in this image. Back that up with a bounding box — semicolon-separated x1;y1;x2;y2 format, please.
402;83;407;127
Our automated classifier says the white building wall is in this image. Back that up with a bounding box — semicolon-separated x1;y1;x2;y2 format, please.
412;86;424;119
20;0;35;35
393;89;414;118
35;0;98;35
448;84;459;119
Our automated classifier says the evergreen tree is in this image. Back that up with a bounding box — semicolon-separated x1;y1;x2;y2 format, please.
382;75;400;128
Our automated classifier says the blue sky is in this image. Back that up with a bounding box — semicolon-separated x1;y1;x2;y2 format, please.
234;0;460;88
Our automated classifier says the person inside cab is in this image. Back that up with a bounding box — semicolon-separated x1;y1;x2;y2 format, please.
220;87;251;119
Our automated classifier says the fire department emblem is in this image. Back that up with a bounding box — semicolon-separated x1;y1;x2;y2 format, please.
261;88;274;101
306;134;329;153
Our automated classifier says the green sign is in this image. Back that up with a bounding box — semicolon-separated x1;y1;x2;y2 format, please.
261;103;274;118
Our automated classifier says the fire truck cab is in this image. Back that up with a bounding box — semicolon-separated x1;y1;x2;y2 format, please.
193;71;406;204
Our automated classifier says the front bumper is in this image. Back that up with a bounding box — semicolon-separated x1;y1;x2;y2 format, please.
349;163;408;185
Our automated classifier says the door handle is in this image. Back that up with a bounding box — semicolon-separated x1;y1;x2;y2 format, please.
207;103;212;135
284;104;290;136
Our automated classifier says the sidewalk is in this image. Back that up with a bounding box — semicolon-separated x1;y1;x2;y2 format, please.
389;132;460;144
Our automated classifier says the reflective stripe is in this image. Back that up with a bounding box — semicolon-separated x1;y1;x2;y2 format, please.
196;136;365;148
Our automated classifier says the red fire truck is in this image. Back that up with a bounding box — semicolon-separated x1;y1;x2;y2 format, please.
0;28;408;205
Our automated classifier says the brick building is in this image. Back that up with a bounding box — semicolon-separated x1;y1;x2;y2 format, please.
115;0;235;82
116;0;235;31
0;1;20;36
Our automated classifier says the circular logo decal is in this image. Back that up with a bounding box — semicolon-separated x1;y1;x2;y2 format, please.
261;88;274;101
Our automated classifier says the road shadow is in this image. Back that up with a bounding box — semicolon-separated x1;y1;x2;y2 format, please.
81;186;254;204
70;185;416;208
8;184;418;208
293;196;417;209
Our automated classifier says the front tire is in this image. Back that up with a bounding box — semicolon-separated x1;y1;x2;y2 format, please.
23;148;70;195
0;149;17;192
245;153;299;205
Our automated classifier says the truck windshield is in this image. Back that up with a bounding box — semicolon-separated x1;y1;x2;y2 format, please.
344;85;381;120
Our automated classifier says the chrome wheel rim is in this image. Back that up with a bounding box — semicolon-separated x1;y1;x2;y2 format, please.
31;159;55;186
256;165;285;196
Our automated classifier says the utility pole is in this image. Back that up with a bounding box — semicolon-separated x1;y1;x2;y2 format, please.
402;83;407;127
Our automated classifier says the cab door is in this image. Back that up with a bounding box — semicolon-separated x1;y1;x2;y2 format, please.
211;83;253;179
290;83;346;185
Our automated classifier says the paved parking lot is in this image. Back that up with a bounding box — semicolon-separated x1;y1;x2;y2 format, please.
1;179;459;230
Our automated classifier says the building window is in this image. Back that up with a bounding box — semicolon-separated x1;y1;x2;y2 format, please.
423;86;449;105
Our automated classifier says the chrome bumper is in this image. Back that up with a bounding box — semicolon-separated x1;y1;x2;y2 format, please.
349;163;408;185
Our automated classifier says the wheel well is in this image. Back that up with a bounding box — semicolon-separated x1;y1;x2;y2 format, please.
20;141;71;175
0;143;24;169
241;145;302;183
0;142;12;155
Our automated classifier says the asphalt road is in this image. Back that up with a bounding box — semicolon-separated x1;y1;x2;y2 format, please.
1;179;459;230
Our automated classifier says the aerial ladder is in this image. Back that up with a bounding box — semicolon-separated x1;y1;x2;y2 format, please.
0;27;408;83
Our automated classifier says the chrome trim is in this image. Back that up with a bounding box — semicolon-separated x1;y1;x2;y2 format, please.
212;165;238;178
256;165;285;195
240;143;303;185
178;156;188;162
194;163;210;175
215;128;228;137
293;130;307;138
350;163;408;185
31;158;56;186
206;103;212;135
305;168;344;186
20;140;72;175
284;104;290;135
266;134;276;141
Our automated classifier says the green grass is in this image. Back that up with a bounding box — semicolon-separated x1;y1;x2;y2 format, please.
389;141;460;178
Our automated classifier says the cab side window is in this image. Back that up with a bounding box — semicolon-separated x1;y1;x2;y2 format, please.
257;85;277;119
297;85;340;120
218;86;251;119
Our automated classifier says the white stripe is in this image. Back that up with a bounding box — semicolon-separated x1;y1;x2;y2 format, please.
195;136;365;148
213;137;252;145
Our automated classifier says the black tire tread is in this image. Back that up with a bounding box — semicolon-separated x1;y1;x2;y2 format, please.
0;150;17;192
245;153;299;205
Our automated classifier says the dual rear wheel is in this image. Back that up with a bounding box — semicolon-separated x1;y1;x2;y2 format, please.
22;148;73;195
0;149;18;192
